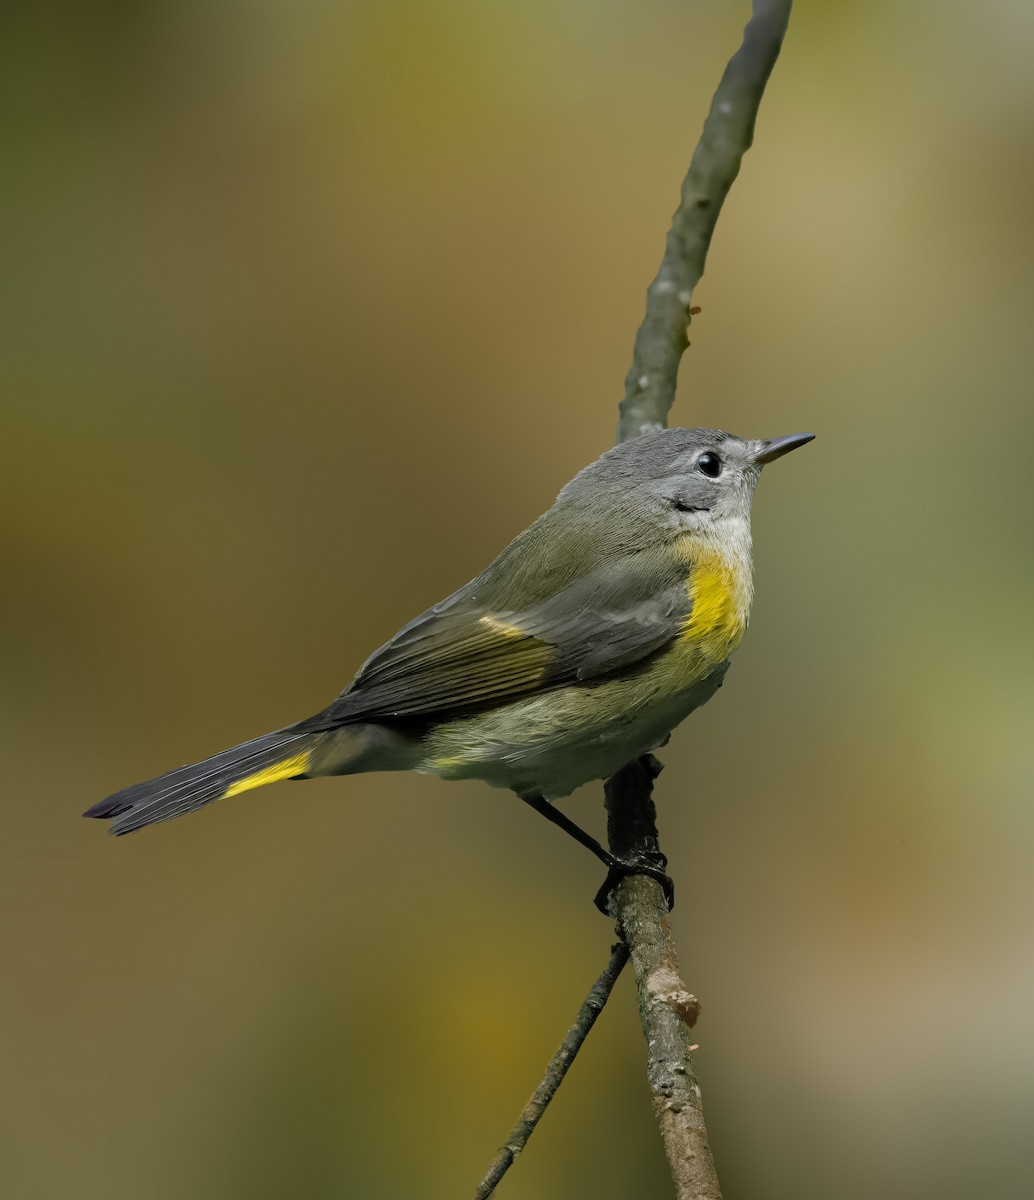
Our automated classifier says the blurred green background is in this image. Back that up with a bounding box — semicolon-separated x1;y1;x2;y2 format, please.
3;1;1033;1197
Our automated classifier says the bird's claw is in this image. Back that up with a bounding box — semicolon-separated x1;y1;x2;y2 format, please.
594;856;675;915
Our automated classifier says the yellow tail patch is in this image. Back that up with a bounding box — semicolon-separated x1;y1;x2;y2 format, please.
223;752;312;799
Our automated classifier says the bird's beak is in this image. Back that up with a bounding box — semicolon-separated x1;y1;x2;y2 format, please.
754;432;815;464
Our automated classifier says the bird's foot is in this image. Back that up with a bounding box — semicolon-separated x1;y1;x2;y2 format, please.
594;854;674;915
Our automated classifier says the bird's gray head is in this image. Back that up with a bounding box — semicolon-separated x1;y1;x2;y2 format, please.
557;427;814;546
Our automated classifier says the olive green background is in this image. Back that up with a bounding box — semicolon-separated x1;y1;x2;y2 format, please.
3;2;1032;1198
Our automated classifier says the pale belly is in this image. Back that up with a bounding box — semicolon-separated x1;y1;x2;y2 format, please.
418;649;731;800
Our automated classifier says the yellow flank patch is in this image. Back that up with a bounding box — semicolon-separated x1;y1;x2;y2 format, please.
681;560;747;662
479;614;526;639
223;752;312;799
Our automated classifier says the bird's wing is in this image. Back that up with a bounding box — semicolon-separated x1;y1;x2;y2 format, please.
320;548;690;724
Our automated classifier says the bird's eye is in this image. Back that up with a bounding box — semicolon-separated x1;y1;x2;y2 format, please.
696;451;722;478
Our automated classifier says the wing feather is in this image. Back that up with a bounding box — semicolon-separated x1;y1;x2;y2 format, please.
321;546;690;725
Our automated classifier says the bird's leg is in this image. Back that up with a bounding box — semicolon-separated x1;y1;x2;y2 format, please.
519;793;615;867
518;793;674;914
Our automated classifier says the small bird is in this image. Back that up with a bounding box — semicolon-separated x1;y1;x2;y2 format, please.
86;427;813;905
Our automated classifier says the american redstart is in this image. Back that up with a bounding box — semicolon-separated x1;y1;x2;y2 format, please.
86;427;813;907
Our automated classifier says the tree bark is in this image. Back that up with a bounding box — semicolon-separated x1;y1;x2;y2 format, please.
619;0;793;443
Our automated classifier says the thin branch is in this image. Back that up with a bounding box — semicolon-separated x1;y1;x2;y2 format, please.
473;940;630;1200
604;759;714;1198
469;3;791;1195
608;3;793;1197
618;0;793;443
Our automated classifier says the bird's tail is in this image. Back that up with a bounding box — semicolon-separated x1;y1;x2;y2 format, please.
84;724;323;836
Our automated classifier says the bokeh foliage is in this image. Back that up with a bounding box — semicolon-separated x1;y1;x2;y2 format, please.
2;2;1033;1197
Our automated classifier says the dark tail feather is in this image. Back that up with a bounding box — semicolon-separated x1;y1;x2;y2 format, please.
84;725;319;836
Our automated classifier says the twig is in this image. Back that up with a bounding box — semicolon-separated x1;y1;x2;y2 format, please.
473;940;630;1200
469;3;791;1195
618;0;793;442
608;4;792;1197
605;759;713;1197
